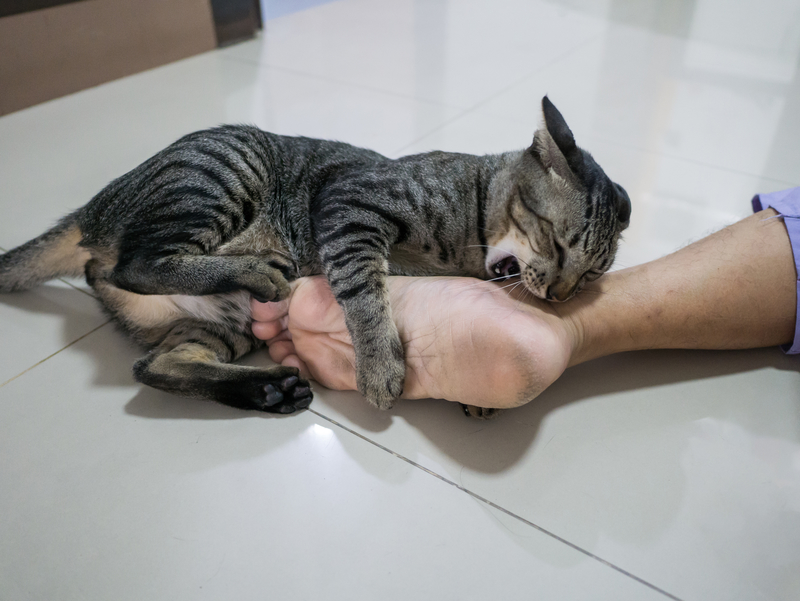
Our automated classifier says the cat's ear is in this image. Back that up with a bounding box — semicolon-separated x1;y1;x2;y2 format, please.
529;96;583;185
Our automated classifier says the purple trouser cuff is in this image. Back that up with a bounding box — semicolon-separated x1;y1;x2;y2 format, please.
752;187;800;354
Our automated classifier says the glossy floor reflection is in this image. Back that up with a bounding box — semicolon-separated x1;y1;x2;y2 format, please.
1;1;799;599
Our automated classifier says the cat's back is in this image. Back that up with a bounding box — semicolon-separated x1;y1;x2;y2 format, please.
77;126;273;243
76;126;385;248
358;149;501;198
326;148;503;216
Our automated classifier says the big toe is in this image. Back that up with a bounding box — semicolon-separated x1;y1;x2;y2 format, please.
251;297;290;321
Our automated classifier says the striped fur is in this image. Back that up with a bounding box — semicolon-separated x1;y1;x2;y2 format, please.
0;97;630;413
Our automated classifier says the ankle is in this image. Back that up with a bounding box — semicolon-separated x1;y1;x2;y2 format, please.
556;272;626;366
560;306;587;367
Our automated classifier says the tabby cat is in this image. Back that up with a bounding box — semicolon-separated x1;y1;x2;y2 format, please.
0;97;630;415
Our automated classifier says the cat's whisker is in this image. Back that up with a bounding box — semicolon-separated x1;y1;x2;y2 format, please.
490;280;535;315
485;274;519;283
496;280;527;293
504;280;536;305
520;286;542;300
457;276;521;293
456;275;528;295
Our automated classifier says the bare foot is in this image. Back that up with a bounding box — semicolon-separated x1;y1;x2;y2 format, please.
251;276;577;408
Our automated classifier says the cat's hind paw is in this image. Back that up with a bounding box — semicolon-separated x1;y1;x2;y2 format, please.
257;375;313;414
460;404;502;420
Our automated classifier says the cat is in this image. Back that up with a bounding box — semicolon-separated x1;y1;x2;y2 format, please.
0;97;630;416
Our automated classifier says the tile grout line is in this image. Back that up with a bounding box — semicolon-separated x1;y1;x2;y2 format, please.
58;278;97;298
218;53;475;159
0;320;112;388
249;22;800;190
219;34;602;160
387;34;604;157
219;53;468;112
308;407;684;601
386;111;477;157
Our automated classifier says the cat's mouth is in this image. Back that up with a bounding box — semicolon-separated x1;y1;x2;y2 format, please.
490;256;520;279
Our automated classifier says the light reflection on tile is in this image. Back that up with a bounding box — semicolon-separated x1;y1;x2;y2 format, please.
477;15;800;185
222;0;605;108
0;326;668;601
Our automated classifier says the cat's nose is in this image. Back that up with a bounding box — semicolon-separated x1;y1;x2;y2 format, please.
614;182;631;225
546;280;576;302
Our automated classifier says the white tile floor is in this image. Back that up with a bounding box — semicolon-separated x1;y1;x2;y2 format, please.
1;1;799;599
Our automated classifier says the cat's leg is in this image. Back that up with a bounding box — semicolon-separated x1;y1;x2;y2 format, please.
317;244;405;410
311;192;414;410
107;251;297;302
132;319;312;413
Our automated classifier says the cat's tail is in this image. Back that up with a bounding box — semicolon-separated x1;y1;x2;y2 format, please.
0;212;90;292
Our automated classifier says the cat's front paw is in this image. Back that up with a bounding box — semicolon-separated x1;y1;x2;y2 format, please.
245;268;291;303
356;354;405;410
460;404;503;420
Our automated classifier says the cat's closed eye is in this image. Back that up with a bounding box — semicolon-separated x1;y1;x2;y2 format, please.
552;239;565;269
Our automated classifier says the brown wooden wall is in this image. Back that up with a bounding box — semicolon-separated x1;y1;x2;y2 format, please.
0;0;218;116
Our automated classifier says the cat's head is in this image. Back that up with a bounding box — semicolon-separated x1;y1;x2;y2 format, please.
485;96;631;301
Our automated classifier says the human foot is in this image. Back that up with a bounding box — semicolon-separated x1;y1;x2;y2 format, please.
252;276;577;409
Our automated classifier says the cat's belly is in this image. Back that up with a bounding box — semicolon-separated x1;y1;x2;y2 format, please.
100;285;252;338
